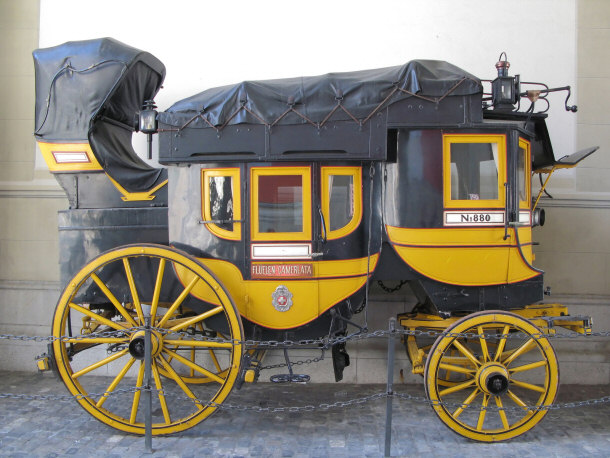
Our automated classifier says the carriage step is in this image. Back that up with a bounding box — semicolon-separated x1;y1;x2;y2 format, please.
35;354;50;372
34;344;57;374
270;373;310;384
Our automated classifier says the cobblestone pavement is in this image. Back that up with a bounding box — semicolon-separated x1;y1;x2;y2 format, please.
0;371;608;457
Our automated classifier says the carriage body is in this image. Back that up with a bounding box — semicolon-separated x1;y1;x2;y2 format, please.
33;38;596;441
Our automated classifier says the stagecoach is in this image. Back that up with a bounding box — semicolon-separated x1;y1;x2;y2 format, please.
33;38;596;442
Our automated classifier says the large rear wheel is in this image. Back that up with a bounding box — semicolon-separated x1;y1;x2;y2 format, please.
51;244;243;435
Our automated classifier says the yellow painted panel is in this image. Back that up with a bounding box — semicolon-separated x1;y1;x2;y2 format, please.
387;225;509;246
387;226;538;286
181;255;379;329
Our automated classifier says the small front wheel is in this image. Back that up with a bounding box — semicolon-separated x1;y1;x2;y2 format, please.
424;311;559;442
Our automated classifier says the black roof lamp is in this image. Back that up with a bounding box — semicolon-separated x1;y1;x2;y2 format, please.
492;52;520;110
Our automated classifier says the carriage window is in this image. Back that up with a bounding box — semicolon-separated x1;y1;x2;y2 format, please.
443;134;506;208
321;166;362;239
518;139;531;208
202;168;241;240
251;167;311;241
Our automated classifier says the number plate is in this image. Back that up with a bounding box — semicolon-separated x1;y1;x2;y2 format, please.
444;211;505;226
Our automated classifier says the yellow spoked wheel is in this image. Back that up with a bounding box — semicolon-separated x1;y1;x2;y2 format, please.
51;244;243;435
424;311;559;442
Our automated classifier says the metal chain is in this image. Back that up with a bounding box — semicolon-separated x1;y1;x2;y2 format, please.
377;280;408;293
3;325;609;346
392;392;610;412
260;353;325;371
0;386;143;402
1;383;608;413
0;327;141;343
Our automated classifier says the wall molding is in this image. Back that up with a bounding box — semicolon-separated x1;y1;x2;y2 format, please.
0;280;61;291
537;198;610;209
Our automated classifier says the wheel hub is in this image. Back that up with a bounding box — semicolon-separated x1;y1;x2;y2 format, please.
476;362;510;396
128;330;163;360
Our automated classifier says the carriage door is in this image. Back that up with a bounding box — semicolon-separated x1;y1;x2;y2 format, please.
247;165;320;328
442;134;512;284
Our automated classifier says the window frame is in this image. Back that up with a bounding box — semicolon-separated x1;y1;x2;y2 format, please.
518;138;532;209
201;167;242;241
442;133;507;209
250;166;312;241
321;166;362;240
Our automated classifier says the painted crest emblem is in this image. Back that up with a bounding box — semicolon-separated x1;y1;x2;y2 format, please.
271;285;293;312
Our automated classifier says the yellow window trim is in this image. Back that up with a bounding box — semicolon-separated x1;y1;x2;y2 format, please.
38;141;103;172
321;166;362;240
201;168;242;241
251;166;312;241
443;134;506;209
518;138;531;209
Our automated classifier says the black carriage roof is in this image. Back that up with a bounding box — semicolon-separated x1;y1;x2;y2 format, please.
160;60;482;128
158;60;483;163
33;38;167;193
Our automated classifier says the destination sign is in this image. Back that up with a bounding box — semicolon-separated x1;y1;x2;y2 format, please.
251;263;314;279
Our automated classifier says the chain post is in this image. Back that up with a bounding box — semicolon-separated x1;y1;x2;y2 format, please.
385;317;396;457
144;316;153;453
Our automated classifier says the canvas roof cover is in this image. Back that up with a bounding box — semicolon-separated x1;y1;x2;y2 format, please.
159;60;482;129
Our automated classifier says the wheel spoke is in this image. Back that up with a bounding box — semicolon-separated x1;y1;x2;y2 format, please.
152;359;171;424
502;338;536;367
90;273;138;327
149;258;166;322
452;387;479;419
157;276;201;328
190;347;196;377
438;362;476;375
96;357;136;408
451;340;481;368
495;396;510;430
158;354;204;410
164;339;234;349
168;306;224;333
507;389;529;410
477;326;490;363
130;362;145;424
72;348;129;379
163;348;225;384
476;394;489;431
509;359;548;374
439;378;476;397
123;258;144;325
209;349;222;372
510;378;546;393
68;303;127;332
493;325;511;362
